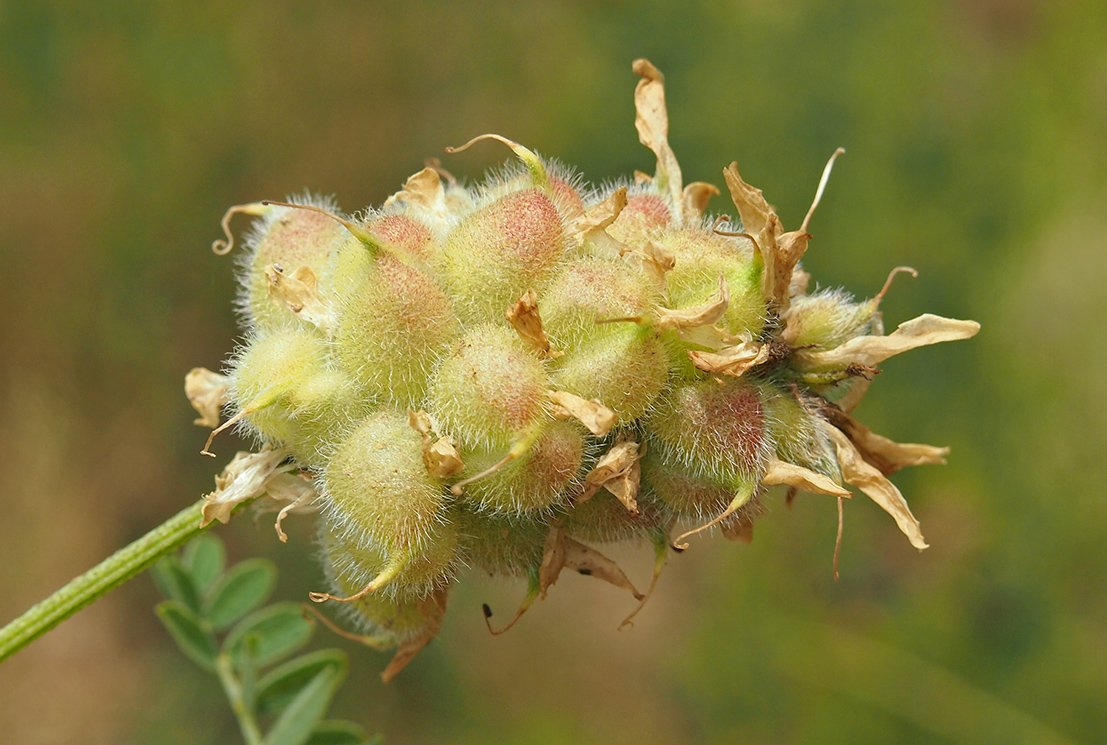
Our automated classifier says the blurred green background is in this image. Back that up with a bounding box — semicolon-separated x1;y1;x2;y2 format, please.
1;1;1105;743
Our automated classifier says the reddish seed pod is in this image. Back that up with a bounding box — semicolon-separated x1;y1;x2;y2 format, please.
367;213;435;261
643;377;769;486
457;420;585;515
332;246;459;410
606;191;673;245
426;324;552;451
244;201;356;330
436;188;567;324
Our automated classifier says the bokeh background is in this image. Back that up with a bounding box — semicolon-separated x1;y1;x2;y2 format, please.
2;1;1105;743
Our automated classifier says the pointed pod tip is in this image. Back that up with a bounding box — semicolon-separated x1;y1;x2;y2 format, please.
444;133;549;188
632;58;663;81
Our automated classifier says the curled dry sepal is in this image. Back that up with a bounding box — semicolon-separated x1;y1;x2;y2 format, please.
185;59;979;681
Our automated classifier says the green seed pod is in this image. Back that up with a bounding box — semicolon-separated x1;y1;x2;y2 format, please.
781;267;916;351
640;461;751;521
426;324;552;451
436;187;567;324
229;327;364;467
540;256;660;349
332;245;458;410
318;524;450;682
761;383;840;479
457;419;585;514
455;508;549;577
314;514;458;602
655;227;766;342
539;256;668;421
322;411;452;563
562;490;668;544
550;325;668;423
781;288;877;350
320;525;449;634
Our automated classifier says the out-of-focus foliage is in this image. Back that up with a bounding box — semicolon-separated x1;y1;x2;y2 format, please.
0;1;1104;743
151;534;377;745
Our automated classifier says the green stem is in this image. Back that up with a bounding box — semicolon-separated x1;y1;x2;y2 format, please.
216;652;264;745
0;498;210;662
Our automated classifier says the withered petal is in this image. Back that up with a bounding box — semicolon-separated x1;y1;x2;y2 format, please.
822;423;928;550
632;59;683;219
548;390;617;437
762;458;851;497
655;274;730;330
184;367;229;429
794;313;980;370
264;264;336;334
201;448;293;527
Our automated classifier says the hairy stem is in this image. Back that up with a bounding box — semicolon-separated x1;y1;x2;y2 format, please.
216;652;264;745
0;499;210;662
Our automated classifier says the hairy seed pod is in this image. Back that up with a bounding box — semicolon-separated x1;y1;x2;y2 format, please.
781;288;877;349
317;526;450;689
437;188;566;323
244;200;356;330
643;378;769;486
320;525;448;630
641;378;771;545
606;191;672;245
229;328;364;467
540;256;661;349
640;462;762;528
426;324;552;451
484;163;586;222
332;244;458;410
316;511;458;601
540;257;669;420
761;384;840;479
457;420;585;514
322;411;451;560
456;508;549;577
563;490;668;544
655;227;766;342
550;325;668;423
366;213;435;261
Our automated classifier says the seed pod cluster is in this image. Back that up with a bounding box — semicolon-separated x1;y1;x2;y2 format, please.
190;59;978;681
